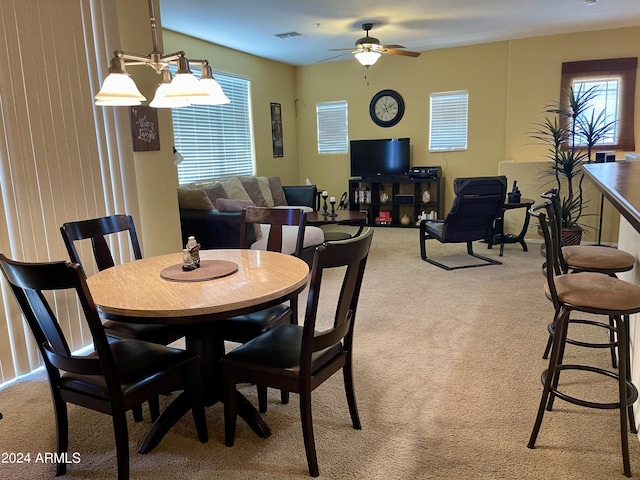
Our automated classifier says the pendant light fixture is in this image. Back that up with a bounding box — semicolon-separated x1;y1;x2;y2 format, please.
95;0;228;108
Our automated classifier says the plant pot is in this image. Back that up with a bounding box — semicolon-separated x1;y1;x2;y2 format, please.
561;227;582;246
536;223;583;246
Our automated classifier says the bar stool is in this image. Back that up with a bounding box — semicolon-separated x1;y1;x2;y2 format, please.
528;201;640;477
541;188;636;367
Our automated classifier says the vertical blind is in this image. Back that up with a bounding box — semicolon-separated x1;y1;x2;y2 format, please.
172;70;254;184
316;101;348;154
429;91;469;152
0;0;139;384
573;78;619;146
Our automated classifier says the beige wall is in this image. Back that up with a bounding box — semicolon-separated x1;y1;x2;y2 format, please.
115;0;640;250
295;41;510;208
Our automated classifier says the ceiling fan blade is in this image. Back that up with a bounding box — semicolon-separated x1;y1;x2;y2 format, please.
381;48;421;57
318;52;352;63
381;44;404;49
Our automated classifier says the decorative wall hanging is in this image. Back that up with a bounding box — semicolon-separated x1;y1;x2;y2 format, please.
129;106;160;151
271;102;283;157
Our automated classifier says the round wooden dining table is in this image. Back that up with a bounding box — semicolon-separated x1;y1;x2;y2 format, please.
87;248;309;453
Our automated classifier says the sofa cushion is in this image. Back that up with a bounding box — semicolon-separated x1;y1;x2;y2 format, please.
269;176;288;206
202;182;228;206
220;177;252;202
215;198;262;240
177;187;215;210
251;225;324;255
256;176;275;207
240;176;268;207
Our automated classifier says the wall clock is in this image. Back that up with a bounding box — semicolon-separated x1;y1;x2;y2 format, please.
369;89;405;127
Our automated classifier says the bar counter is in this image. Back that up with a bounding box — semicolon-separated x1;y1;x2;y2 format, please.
584;161;640;437
584;162;640;233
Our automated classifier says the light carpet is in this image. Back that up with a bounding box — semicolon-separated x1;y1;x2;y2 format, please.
1;227;639;479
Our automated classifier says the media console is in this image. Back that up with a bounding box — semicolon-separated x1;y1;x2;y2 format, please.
348;176;443;227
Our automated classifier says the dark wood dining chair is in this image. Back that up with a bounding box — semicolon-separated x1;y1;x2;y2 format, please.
0;254;208;480
60;214;185;422
222;228;374;477
217;207;308;412
420;176;507;270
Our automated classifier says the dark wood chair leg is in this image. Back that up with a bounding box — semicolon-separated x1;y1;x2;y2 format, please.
343;358;361;430
257;386;268;413
132;405;143;422
53;395;69;476
299;390;319;477
112;412;130;480
280;390;290;405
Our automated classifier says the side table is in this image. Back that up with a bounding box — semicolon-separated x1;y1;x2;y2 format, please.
487;198;535;256
306;210;367;241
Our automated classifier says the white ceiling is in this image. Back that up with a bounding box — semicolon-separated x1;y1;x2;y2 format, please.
158;0;640;67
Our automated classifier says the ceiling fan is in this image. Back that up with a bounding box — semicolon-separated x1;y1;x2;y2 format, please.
319;23;421;66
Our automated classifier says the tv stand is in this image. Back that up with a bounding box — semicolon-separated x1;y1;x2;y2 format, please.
349;177;443;227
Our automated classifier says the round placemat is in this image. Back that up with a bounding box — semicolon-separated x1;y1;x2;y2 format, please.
160;260;238;282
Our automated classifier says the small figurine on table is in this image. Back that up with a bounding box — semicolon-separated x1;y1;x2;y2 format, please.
508;180;521;203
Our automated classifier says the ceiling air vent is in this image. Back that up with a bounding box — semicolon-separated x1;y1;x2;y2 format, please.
275;32;303;39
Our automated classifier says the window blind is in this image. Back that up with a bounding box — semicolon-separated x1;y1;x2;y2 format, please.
429;91;469;152
171;70;254;184
316;101;348;154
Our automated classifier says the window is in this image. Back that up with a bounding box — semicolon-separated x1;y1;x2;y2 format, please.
171;69;254;184
316;101;348;154
429;91;468;152
572;78;619;146
561;58;637;151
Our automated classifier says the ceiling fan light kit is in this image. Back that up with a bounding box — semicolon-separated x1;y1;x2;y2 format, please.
321;22;420;66
95;0;229;108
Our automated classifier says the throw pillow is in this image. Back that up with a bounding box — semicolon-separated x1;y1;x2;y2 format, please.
220;177;252;202
202;182;227;207
239;176;268;207
215;198;262;240
256;176;275;207
268;176;288;206
177;187;214;210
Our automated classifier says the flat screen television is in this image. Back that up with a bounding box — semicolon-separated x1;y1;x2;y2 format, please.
350;138;410;178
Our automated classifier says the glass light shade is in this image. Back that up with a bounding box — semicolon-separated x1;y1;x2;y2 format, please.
355;51;381;66
190;78;231;105
149;83;191;108
164;73;208;98
94;73;146;105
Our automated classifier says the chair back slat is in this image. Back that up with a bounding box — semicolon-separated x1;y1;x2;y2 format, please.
0;255;118;386
240;207;306;256
61;214;142;273
529;202;562;307
300;229;373;368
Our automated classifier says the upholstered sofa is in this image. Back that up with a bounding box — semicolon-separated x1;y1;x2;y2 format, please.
178;176;322;254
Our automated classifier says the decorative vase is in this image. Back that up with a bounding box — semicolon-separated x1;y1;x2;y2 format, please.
422;190;431;203
400;214;411;225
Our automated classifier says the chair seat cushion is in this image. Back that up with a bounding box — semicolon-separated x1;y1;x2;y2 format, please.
562;245;636;272
215;304;292;344
547;272;640;312
251;225;325;254
224;324;343;373
102;320;184;345
61;340;197;399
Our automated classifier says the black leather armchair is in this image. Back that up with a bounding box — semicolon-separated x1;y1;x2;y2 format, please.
180;184;317;249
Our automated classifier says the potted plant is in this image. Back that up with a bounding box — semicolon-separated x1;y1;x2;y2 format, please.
529;85;616;245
